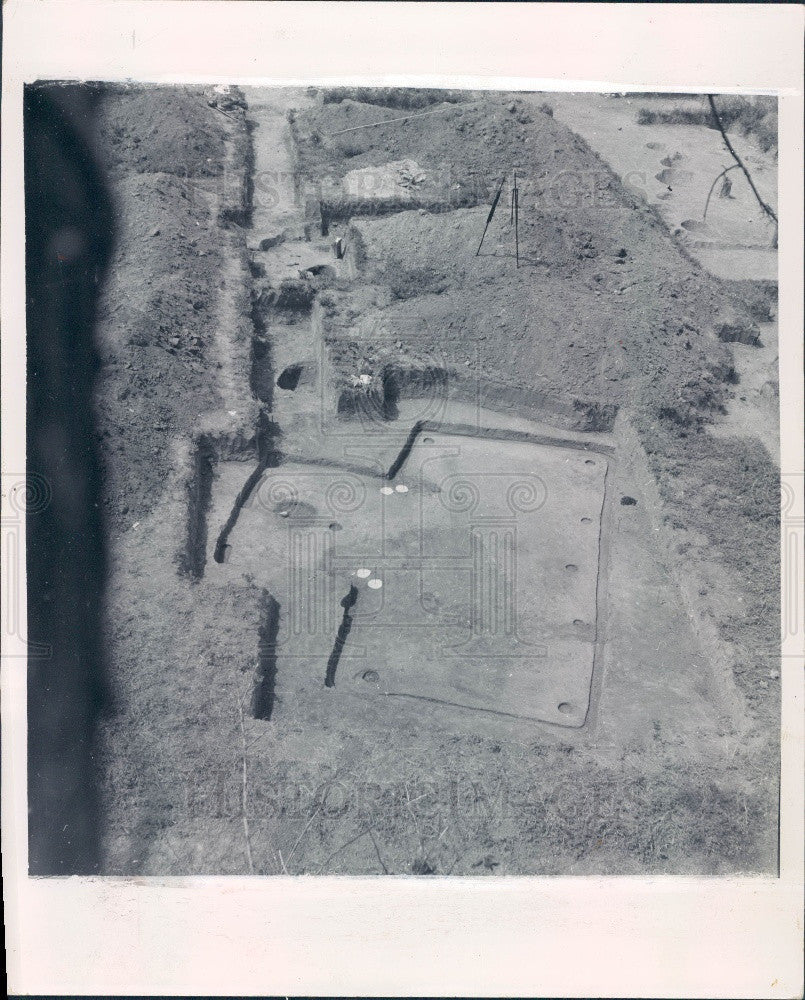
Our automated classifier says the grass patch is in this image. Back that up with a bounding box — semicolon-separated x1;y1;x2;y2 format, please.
636;95;777;154
320;87;470;109
639;419;780;724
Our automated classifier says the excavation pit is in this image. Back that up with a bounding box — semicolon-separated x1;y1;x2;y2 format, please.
277;363;304;390
206;428;610;729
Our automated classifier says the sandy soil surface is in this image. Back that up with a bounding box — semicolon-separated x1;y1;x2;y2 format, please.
542;92;779;463
95;87;780;878
545;93;777;280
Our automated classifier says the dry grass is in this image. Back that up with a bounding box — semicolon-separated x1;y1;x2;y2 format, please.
320;87;470;109
636;95;777;155
640;418;780;729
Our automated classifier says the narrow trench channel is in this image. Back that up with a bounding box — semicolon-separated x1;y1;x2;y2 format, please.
251;592;281;720
386;420;424;480
213;458;268;564
183;435;216;579
249;291;274;404
324;585;359;688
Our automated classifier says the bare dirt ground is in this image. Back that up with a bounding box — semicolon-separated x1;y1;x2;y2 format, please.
546;93;777;281
95;87;779;877
544;92;779;461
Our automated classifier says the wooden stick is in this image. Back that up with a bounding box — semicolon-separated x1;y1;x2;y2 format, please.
211;103;239;123
476;175;507;256
703;163;741;221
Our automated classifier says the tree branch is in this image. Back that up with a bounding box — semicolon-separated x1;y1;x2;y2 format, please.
707;95;778;227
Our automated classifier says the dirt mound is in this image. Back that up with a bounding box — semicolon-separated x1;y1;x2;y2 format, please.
93;88;248;531
94;170;225;528
304;90;765;433
96;84;228;178
330;195;745;430
293;95;600;205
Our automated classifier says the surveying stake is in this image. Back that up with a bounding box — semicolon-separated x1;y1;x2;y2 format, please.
476;172;520;268
513;170;520;268
476;175;507;256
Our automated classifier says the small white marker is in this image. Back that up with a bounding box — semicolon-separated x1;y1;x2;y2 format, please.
380;486;394;495
355;568;372;579
395;484;409;493
367;578;383;590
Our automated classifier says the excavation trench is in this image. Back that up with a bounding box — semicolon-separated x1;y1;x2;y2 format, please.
335;363;618;436
213;459;269;564
250;334;274;404
251;591;281;720
318;192;480;231
324;585;360;688
386;420;424;479
224;92;617;727
182;434;216;579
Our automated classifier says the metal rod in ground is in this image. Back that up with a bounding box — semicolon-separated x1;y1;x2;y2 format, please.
514;171;519;268
476;175;507;256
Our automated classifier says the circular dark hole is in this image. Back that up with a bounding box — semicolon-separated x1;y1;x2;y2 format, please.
277;363;303;391
573;619;584;626
580;516;592;524
584;459;595;466
329;521;342;531
620;495;637;506
361;669;379;683
565;564;578;572
557;702;573;715
423;436;435;444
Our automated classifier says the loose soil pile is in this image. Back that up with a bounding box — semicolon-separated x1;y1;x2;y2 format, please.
318;86;472;109
297;94;761;424
294;95;561;202
333;206;746;427
93;86;247;530
95;83;229;178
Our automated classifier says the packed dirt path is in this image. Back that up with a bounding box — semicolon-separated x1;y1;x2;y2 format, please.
248;89;305;242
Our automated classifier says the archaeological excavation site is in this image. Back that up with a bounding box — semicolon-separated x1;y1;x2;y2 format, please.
84;85;780;876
